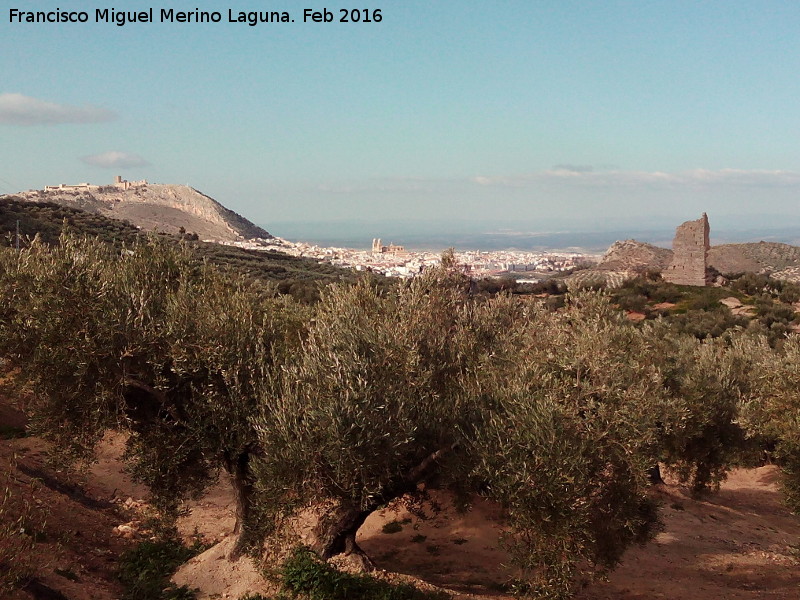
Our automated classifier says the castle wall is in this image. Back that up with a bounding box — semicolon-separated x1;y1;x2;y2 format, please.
663;213;709;286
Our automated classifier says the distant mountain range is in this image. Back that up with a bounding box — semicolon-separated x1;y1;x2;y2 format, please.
2;182;269;242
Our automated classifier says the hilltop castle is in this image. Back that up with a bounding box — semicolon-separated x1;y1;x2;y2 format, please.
45;175;147;192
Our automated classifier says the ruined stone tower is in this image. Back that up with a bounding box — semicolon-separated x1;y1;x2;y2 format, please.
662;213;710;287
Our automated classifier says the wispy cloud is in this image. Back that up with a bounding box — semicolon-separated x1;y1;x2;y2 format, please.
552;164;594;174
471;168;800;188
81;151;149;169
0;93;116;126
307;169;800;201
682;168;800;187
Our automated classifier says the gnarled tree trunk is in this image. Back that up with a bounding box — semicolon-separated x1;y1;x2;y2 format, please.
309;501;376;571
305;444;458;570
224;450;254;560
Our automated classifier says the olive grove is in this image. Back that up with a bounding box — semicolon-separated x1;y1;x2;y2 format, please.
0;235;797;598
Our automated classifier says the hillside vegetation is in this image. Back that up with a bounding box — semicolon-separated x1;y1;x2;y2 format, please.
0;197;363;303
2;236;800;600
1;197;141;246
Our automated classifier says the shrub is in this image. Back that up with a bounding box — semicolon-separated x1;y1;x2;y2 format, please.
740;336;800;511
118;539;200;600
280;547;449;600
654;330;762;493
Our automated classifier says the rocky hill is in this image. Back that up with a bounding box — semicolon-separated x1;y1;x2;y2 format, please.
596;239;673;272
585;239;800;286
709;241;800;276
4;183;270;242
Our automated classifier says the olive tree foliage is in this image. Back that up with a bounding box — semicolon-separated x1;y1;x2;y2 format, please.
0;235;306;541
253;270;513;562
740;335;800;511
472;294;669;597
649;327;767;494
253;283;671;597
2;236;786;597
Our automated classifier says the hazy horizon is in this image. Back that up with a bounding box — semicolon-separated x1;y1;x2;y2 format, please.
267;217;800;254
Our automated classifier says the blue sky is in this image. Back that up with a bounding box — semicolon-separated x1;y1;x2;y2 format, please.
2;1;800;235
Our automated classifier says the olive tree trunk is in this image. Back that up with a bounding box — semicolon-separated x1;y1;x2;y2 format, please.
225;451;255;559
309;501;376;571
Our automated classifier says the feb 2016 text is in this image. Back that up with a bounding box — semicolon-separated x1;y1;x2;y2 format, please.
7;8;383;27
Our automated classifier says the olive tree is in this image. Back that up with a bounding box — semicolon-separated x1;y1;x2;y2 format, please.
740;334;800;511
253;270;509;564
253;284;668;597
650;328;765;494
3;236;778;597
471;294;669;597
0;235;305;552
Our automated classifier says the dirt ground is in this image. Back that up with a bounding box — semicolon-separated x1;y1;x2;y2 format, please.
2;391;799;600
1;419;133;599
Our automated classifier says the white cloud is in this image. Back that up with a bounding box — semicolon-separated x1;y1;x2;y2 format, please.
683;168;800;187
552;164;594;174
0;93;116;125
81;151;149;169
470;168;800;189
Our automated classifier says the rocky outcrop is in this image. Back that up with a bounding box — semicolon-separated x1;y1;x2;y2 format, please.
709;241;800;275
6;184;270;242
575;215;800;285
596;240;673;273
663;214;709;286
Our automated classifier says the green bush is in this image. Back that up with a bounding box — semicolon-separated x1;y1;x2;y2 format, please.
117;539;199;600
729;272;775;296
280;547;449;600
613;287;648;312
779;283;800;304
655;331;760;493
662;307;747;340
739;336;800;512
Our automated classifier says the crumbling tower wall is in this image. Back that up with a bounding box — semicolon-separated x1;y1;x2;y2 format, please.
663;213;709;286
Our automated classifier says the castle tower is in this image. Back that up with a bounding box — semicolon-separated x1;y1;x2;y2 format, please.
662;213;709;286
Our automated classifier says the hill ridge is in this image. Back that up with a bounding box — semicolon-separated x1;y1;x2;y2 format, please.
588;238;800;286
3;181;270;242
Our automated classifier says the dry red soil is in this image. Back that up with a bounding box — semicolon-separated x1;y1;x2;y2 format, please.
2;394;799;600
